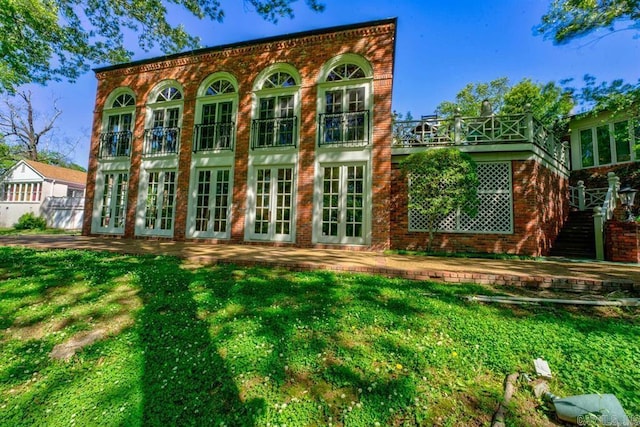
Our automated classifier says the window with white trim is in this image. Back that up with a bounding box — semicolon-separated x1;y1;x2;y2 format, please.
194;77;237;152
2;182;42;202
191;168;232;237
579;118;638;168
248;165;295;241
145;85;183;156
251;69;299;149
318;61;372;147
96;172;128;232
142;170;177;233
100;91;135;159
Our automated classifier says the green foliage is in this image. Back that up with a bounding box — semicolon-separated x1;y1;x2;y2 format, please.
14;212;47;230
536;0;640;45
400;148;479;251
0;247;638;425
0;0;325;93
502;78;575;131
435;77;574;130
435;77;510;117
574;75;640;118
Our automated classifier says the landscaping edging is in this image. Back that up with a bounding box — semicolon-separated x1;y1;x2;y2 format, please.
189;255;637;294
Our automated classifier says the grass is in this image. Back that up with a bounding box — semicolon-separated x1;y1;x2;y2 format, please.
0;247;638;426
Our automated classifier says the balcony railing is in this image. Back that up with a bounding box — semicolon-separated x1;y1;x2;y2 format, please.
393;112;569;167
143;127;180;156
193;122;235;152
251;116;297;149
318;111;370;147
98;131;132;159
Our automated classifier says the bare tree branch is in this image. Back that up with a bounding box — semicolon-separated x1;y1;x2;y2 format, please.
0;90;62;161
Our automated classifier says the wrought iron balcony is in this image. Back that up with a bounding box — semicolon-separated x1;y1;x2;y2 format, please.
98;131;132;159
393;113;569;167
318;110;370;147
143;127;180;156
193;122;235;152
251;116;297;149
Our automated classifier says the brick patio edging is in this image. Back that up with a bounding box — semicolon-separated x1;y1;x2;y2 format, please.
188;256;637;294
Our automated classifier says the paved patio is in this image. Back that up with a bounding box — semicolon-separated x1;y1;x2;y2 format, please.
1;234;639;293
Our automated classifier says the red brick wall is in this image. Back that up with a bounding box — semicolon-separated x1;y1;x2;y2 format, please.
606;220;640;263
390;159;569;256
82;20;396;249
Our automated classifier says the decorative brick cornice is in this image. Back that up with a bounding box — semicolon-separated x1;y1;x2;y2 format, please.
96;22;395;80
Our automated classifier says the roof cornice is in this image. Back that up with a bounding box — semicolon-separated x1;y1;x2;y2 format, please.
94;18;397;79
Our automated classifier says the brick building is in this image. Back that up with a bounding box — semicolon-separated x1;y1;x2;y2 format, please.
83;19;573;256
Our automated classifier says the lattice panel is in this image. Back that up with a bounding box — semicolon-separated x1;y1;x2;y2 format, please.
408;162;512;234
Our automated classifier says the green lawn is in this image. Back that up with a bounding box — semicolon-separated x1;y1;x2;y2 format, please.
0;247;638;426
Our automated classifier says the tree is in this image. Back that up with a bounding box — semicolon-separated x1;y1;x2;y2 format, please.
536;0;640;45
0;90;61;161
435;77;511;118
400;148;479;252
0;140;20;176
574;75;640;117
435;77;574;131
0;0;325;93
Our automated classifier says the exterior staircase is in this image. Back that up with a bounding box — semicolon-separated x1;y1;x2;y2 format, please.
550;210;596;259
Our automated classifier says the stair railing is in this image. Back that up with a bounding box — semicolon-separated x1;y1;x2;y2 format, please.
593;172;619;260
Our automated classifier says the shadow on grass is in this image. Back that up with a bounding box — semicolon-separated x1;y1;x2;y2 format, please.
135;257;262;426
1;247;638;425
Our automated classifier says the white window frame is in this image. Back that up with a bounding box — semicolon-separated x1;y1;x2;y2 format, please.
316;55;373;150
573;117;638;170
194;72;238;153
100;88;136;159
92;165;129;234
315;161;369;245
135;165;178;237
250;64;301;151
144;81;184;157
245;154;297;243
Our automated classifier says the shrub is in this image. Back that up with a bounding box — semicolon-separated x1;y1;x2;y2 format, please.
14;212;47;230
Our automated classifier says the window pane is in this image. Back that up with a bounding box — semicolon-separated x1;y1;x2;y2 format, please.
596;124;612;165
580;129;594;167
613;120;631;162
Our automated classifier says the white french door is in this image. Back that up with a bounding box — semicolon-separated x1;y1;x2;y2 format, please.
319;164;366;245
250;166;294;241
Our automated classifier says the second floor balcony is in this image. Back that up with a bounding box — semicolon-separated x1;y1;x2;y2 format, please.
251;116;297;149
143;127;180;156
193;122;235;152
319;110;370;147
98;131;132;159
393;112;569;168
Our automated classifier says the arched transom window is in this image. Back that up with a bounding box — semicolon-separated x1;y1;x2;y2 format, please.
194;77;238;152
319;61;371;147
252;68;300;149
326;64;366;82
262;72;296;89
145;84;183;156
112;93;135;108
206;79;236;96
100;89;136;159
155;87;182;102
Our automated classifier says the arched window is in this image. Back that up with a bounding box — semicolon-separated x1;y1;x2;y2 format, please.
318;56;373;147
194;75;238;152
251;65;300;149
326;64;366;81
112;93;135;108
145;82;183;156
155;87;182;102
100;88;136;159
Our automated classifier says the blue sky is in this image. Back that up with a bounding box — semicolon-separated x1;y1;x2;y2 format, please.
23;0;640;168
